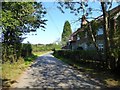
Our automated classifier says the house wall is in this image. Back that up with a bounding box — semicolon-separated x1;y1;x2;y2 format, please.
71;29;105;51
87;44;96;50
96;27;104;50
79;43;88;50
70;42;77;50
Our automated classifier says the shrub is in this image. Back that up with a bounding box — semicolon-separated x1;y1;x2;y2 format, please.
21;43;32;57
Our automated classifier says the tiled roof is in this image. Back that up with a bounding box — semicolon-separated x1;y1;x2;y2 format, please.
69;28;84;38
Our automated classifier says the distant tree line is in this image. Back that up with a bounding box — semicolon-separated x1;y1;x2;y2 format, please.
32;43;61;52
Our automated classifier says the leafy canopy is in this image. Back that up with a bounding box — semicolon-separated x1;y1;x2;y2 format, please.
2;2;47;35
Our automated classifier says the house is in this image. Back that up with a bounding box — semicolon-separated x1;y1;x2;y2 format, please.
68;28;88;50
67;5;120;51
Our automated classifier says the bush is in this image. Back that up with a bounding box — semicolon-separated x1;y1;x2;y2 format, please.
21;43;32;57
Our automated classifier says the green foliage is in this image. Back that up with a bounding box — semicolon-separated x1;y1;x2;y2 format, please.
62;21;72;45
109;14;120;72
2;2;47;31
78;30;85;38
91;20;102;36
54;50;99;62
24;54;38;65
2;2;33;31
21;43;32;57
2;2;47;63
115;15;120;47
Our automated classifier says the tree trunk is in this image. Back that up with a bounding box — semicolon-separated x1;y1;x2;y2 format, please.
101;2;111;68
88;23;99;51
88;23;104;66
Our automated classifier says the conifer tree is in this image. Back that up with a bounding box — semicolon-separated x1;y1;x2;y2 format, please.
61;21;72;45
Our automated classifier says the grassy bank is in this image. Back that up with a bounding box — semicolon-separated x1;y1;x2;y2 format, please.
53;53;120;88
32;51;51;56
2;51;50;87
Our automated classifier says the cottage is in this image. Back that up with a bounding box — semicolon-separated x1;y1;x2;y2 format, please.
67;5;120;51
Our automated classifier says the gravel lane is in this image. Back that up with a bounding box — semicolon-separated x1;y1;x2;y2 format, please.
12;53;105;89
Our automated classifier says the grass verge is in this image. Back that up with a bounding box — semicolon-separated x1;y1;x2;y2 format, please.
2;51;50;87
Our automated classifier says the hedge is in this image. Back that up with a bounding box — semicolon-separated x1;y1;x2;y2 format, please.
54;50;102;63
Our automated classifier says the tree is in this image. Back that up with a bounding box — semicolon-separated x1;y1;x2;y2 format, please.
100;2;120;69
61;21;72;45
2;2;47;63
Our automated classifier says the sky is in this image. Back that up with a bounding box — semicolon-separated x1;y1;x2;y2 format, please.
22;1;119;44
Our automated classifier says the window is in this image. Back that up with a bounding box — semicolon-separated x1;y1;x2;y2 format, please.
85;32;87;38
98;44;104;51
77;34;80;40
97;27;103;35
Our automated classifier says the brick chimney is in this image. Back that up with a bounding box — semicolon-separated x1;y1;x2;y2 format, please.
81;15;87;28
